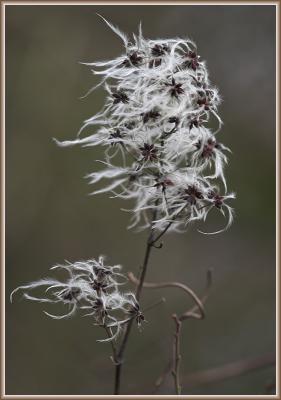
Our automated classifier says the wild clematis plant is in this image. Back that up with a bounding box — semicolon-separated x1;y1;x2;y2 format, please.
12;17;235;395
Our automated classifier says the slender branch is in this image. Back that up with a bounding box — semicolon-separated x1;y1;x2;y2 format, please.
128;272;206;318
136;224;155;301
171;314;182;395
113;209;208;394
149;203;188;248
114;208;158;395
150;221;173;247
151;270;213;393
179;268;212;321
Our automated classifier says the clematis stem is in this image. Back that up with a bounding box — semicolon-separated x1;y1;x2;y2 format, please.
114;207;158;394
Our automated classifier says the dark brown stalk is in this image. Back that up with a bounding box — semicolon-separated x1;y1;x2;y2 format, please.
151;221;173;247
172;314;182;395
128;271;212;395
132;270;212;394
114;208;173;394
113;233;153;394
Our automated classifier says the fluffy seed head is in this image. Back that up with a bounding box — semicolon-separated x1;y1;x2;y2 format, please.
56;17;235;234
11;256;144;341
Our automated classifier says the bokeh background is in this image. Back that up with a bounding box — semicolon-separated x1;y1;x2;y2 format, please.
6;4;276;396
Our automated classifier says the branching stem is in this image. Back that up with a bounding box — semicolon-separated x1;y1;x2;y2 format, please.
114;239;153;393
135;269;213;394
114;208;170;394
149;221;173;248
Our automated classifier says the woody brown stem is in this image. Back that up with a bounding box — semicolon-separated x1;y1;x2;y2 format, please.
150;269;213;393
113;208;186;394
114;208;158;395
172;314;182;395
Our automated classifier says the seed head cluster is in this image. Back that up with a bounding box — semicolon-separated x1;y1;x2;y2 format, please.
56;18;235;233
10;256;144;342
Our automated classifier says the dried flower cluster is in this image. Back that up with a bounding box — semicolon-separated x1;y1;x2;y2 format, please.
10;256;144;342
56;17;235;234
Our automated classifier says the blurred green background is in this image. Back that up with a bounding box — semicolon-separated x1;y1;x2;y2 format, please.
6;4;276;395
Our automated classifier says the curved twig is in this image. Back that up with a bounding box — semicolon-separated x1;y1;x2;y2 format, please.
152;241;163;249
152;269;213;393
128;272;206;319
179;268;213;321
